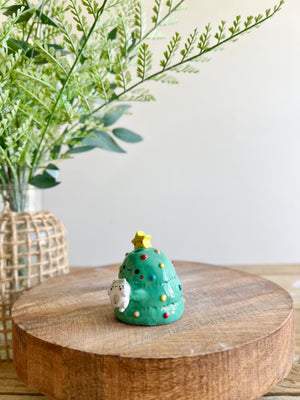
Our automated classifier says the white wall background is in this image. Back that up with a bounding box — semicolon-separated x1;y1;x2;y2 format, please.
44;0;300;267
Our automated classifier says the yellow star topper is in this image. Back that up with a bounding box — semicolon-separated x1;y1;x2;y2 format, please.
132;231;152;249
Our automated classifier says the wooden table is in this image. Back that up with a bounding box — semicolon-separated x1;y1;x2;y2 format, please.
1;264;300;400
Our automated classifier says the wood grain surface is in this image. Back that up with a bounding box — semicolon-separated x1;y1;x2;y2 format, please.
10;262;295;400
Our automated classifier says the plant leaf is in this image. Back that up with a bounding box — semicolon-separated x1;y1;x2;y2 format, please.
67;145;95;154
47;44;69;56
148;30;165;39
45;163;59;180
36;10;61;29
30;172;60;188
137;43;152;80
160;31;181;70
4;5;35;23
3;4;25;16
82;130;126;153
112;128;143;143
108;27;118;40
7;38;30;53
50;144;61;159
7;38;41;58
101;105;131;126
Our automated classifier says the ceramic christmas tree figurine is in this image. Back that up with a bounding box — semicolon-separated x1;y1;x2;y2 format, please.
108;231;184;325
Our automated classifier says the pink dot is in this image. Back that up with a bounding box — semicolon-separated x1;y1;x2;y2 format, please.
140;275;144;279
141;254;148;260
164;313;169;319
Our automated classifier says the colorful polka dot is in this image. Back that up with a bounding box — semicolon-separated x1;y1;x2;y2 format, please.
133;311;139;318
150;275;156;281
161;295;167;302
155;249;160;254
140;275;144;279
141;254;148;260
179;284;182;291
159;263;165;269
119;287;122;291
163;312;169;319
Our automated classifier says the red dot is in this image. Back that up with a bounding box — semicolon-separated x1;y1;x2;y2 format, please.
172;261;175;266
110;288;112;290
119;287;122;290
164;313;169;319
141;254;148;260
140;275;144;279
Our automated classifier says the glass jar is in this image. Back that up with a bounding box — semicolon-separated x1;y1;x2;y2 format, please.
0;183;43;213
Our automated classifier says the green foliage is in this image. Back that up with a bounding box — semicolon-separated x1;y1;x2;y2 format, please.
133;2;146;40
30;164;60;188
180;28;198;61
112;127;142;143
152;0;164;25
0;0;284;201
197;24;212;54
81;130;126;152
137;43;152;80
160;31;181;70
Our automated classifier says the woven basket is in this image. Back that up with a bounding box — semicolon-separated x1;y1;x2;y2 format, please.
0;210;69;360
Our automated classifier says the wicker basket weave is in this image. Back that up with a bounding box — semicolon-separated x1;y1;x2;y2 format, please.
0;210;69;360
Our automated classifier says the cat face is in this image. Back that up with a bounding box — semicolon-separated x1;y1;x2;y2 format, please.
108;278;131;312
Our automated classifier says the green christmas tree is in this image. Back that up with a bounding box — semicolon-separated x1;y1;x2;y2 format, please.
110;231;184;326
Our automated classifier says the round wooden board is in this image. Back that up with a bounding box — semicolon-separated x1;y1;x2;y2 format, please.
12;262;294;400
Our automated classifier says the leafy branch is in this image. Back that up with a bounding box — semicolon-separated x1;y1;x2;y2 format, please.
136;0;185;44
137;43;152;80
180;28;198;62
0;0;284;208
160;31;181;70
152;0;164;24
90;1;284;117
29;0;110;179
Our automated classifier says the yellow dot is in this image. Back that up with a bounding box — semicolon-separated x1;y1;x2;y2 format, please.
159;263;165;269
133;311;139;318
161;295;167;302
